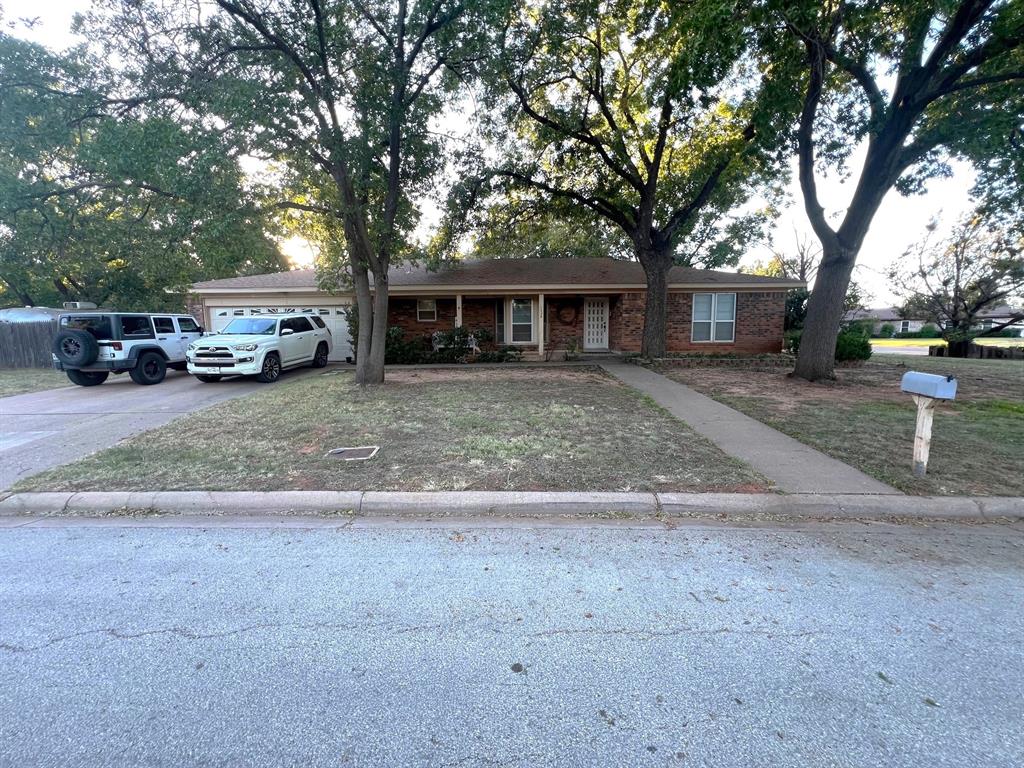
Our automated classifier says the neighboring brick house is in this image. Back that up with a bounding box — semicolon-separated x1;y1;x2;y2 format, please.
188;258;802;361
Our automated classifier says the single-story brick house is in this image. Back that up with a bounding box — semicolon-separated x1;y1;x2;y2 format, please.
188;258;803;361
844;305;1024;337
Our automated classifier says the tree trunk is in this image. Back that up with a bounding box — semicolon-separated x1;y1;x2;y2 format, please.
351;261;375;385
637;249;672;358
362;269;389;385
792;243;857;381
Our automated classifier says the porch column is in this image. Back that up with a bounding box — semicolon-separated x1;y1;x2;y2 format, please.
537;293;545;356
455;294;463;327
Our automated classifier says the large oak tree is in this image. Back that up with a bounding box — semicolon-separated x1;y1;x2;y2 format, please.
85;0;498;384
477;0;796;357
774;0;1024;380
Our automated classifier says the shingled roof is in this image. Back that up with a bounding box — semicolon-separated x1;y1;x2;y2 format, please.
190;258;804;292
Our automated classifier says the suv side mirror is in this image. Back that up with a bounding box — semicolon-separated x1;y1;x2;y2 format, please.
281;328;294;336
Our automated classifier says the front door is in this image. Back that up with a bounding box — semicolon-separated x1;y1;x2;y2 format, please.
584;297;609;350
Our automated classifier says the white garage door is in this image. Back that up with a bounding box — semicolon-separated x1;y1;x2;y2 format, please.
207;305;351;361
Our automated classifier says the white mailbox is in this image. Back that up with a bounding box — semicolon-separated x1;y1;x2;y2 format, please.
900;371;957;400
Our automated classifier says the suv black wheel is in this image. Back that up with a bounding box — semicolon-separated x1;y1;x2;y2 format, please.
66;369;109;387
256;352;281;383
195;375;222;383
312;342;329;368
52;329;99;367
129;351;167;385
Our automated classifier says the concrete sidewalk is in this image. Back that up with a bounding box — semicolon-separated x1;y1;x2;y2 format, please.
602;362;899;495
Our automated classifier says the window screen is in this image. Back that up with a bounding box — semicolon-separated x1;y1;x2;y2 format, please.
417;299;437;322
691;294;736;343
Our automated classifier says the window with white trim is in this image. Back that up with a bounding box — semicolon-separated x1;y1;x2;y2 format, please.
900;320;910;333
510;298;533;343
417;299;437;322
691;293;736;342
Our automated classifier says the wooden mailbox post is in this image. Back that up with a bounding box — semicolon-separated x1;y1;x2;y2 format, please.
900;372;958;477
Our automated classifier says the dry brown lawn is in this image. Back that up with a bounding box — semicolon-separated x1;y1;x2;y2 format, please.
658;355;1024;496
19;366;768;493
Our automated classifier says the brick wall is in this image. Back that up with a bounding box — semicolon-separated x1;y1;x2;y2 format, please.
387;297;457;341
611;291;786;354
383;290;785;354
544;297;584;349
461;298;497;342
186;295;206;327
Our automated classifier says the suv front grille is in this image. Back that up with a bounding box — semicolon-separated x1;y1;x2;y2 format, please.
194;347;236;366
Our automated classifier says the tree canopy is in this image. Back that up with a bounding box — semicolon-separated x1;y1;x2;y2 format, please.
771;0;1024;380
0;31;286;311
81;0;503;383
891;215;1024;352
460;0;796;355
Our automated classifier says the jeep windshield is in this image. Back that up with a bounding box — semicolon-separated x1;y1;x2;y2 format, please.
221;318;277;335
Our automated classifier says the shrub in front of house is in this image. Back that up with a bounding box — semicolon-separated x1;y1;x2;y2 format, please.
877;323;895;338
784;327;872;362
894;324;942;338
384;326;432;364
835;326;873;361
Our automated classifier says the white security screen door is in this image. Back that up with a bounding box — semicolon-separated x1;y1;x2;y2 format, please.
583;297;609;350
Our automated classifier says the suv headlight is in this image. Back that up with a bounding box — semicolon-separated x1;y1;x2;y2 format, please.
231;343;259;352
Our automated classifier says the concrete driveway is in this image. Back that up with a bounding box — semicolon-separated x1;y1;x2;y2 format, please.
0;369;315;490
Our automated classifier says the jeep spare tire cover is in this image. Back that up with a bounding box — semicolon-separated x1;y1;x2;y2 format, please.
52;329;100;366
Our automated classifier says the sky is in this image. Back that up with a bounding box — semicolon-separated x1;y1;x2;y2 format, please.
3;0;980;307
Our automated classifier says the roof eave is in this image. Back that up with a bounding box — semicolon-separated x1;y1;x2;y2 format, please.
191;280;805;295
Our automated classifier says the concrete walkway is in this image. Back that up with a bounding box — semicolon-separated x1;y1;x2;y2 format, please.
602;363;900;495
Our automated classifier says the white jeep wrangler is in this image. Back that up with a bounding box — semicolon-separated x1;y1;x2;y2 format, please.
186;313;332;383
52;312;204;386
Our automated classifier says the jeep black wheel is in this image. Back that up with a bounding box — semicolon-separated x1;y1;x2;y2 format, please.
129;351;167;385
312;342;329;368
256;353;281;383
66;369;109;387
52;329;99;367
195;375;222;383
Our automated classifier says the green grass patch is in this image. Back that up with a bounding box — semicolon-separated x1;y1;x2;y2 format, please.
0;368;70;398
17;367;767;493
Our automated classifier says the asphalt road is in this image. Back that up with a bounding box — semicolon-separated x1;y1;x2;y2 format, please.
870;344;930;356
0;368;316;490
1;517;1022;767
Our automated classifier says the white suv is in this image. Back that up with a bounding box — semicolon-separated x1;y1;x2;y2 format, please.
52;312;204;386
186;314;332;383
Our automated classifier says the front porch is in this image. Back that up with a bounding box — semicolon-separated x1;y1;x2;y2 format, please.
387;293;617;360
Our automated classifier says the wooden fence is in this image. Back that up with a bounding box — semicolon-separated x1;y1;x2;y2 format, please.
929;343;1024;360
0;320;59;368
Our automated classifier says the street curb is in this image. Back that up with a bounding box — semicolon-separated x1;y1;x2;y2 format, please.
0;491;1020;522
